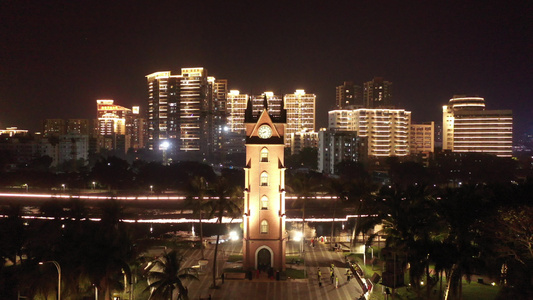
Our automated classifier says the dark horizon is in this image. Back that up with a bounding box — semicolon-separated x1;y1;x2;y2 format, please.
1;1;531;137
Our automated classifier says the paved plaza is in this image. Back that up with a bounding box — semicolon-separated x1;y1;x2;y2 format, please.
177;240;366;300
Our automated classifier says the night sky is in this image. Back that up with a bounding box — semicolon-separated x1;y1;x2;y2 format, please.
1;1;532;137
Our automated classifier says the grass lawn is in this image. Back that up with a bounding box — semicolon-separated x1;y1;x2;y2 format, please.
286;255;304;265
345;253;501;300
285;268;306;279
227;254;243;262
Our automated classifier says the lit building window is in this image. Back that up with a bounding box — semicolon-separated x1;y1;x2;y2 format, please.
260;220;269;234
261;148;269;162
261;195;268;210
260;172;268;186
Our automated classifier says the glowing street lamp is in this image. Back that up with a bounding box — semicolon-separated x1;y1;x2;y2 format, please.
92;181;96;190
150;185;153;193
40;260;61;300
61;184;66;191
23;183;28;192
160;140;170;165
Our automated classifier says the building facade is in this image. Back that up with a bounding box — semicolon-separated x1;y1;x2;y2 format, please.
318;128;368;174
284;90;316;147
329;108;411;157
410;122;435;154
363;77;393;108
336;81;362;109
442;95;513;157
226;90;249;133
146;68;227;161
242;100;287;272
289;129;319;155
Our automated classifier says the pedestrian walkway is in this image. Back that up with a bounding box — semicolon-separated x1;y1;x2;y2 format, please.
175;240;365;300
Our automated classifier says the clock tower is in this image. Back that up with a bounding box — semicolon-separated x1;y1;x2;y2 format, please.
242;97;287;272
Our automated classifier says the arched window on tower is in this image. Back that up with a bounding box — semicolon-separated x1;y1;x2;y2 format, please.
261;147;269;162
261;195;268;210
260;172;268;186
260;220;269;234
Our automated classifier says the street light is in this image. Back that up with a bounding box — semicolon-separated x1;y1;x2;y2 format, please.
23;183;28;192
150;185;153;193
40;260;61;300
160;140;170;165
92;181;96;190
61;184;66;191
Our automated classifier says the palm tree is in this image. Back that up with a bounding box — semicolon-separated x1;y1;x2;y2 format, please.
0;203;26;267
324;178;349;249
185;176;210;260
206;176;241;288
145;250;199;300
79;199;136;299
367;184;440;297
286;172;321;245
438;186;493;300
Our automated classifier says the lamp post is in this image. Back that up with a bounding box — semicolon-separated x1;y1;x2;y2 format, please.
23;183;28;192
92;181;96;190
40;261;61;300
61;184;66;192
150;185;153;193
160;141;170;165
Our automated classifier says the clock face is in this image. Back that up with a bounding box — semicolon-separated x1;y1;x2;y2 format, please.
258;124;273;139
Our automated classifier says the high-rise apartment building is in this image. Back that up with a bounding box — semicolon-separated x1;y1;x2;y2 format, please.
410;122;435;154
336;81;362;109
96;99;144;152
363;77;393;108
318;128;368;174
284;90;316;147
227;90;249;133
229;91;316;148
443;95;513;157
43;119;66;137
329;108;411;157
250;92;284;118
146;68;226;161
66;119;91;135
97;99;131;136
290;129;319;155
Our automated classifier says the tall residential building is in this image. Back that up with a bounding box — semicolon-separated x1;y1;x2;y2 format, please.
443;95;513;157
227;90;249;133
329;108;411;157
410;122;435;154
290;129;319;155
336;81;362;109
284;90;316;147
146;68;226;160
318;128;368;174
251;92;284;118
58;134;89;165
43;119;93;137
363;77;393;108
67;119;91;135
96;99;144;152
97;99;131;136
43;119;66;137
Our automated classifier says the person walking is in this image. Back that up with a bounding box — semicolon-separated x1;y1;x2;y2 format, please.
317;268;322;287
335;275;339;289
346;269;351;282
330;269;334;284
